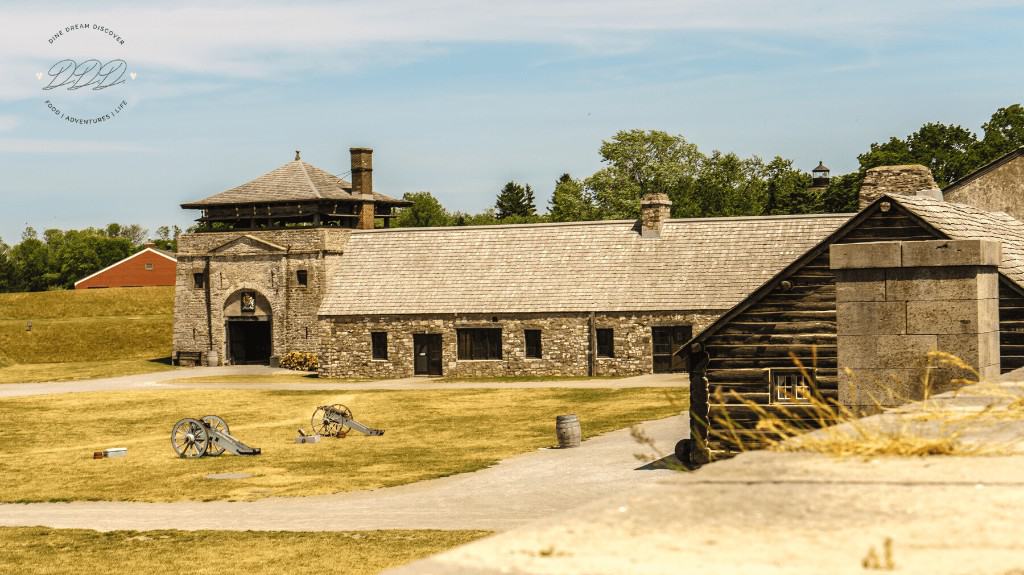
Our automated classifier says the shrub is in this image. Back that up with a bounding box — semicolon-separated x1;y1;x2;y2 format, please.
278;352;318;371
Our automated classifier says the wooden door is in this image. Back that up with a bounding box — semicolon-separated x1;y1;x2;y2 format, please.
652;325;692;373
413;334;443;376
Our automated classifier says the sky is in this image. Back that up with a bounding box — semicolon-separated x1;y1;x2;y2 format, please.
1;0;1024;243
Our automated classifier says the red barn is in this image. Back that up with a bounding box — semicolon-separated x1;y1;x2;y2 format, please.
74;245;177;289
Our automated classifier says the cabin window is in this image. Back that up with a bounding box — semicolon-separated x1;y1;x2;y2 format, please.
769;368;814;404
371;332;388;360
596;328;614;358
296;269;308;287
193;272;205;289
524;329;542;359
457;328;502;360
144;262;154;271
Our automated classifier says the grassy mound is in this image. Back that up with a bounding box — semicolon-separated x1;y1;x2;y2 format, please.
0;287;173;382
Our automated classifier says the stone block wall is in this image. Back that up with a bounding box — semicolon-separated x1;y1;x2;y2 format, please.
318;311;720;378
831;239;1001;411
944;153;1024;222
173;228;350;365
859;164;939;209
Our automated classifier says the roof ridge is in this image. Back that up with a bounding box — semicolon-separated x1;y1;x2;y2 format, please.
296;160;323;200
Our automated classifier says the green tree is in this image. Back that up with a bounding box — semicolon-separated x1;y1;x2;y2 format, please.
820;172;861;213
0;239;12;293
979;104;1024;162
763;156;816;215
9;227;50;292
153;225;182;252
688;151;767;217
395;192;453;227
586;130;702;219
858;122;979;187
495;181;536;219
548;173;596;222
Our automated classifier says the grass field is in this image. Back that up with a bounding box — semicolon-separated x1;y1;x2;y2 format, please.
0;286;174;383
0;387;686;502
0;527;489;575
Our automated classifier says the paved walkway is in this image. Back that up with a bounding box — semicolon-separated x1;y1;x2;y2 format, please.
0;414;685;532
0;366;687;398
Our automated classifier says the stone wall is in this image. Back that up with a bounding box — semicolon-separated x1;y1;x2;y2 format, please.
859;164;940;209
318;311;720;378
832;239;1001;412
172;228;350;365
944;153;1024;222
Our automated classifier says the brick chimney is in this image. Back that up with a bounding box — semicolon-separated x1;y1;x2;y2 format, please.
640;192;672;238
859;164;941;209
351;147;375;230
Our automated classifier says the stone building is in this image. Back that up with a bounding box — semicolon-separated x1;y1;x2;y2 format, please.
315;209;848;378
172;148;410;366
943;146;1024;222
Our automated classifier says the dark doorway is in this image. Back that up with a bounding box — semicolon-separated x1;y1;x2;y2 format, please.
413;333;443;376
652;325;691;373
227;319;272;365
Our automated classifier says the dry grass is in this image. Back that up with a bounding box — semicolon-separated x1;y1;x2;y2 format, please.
0;527;489;575
710;351;1019;459
166;373;362;385
0;387;686;502
0;287;173;383
0;358;176;384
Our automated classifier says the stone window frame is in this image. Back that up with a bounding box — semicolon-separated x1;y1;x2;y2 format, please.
296;269;308;287
371;331;388;361
524;329;542;360
596;328;614;358
767;367;816;404
456;327;503;361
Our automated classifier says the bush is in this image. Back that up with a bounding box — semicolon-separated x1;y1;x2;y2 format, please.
278;352;318;371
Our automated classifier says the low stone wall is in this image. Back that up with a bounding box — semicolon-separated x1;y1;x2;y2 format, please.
318;311;720;378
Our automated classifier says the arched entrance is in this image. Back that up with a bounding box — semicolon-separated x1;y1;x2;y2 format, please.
224;290;272;365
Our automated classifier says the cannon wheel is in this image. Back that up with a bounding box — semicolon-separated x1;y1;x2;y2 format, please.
171;418;209;458
330;404;353;438
201;415;229;456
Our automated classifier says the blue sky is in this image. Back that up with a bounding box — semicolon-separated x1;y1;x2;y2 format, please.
1;0;1023;243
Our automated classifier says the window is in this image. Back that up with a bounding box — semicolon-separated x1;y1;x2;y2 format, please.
769;368;815;404
457;328;502;360
596;328;614;358
144;262;154;271
371;332;388;360
524;329;542;359
296;269;308;287
193;272;205;289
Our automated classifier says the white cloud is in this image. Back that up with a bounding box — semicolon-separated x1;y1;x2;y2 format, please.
0;116;19;132
0;0;1020;97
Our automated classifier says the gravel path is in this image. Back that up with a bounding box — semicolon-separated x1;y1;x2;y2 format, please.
0;367;687;398
0;414;686;532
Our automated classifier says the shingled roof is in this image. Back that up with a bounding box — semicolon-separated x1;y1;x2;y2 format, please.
181;158;408;208
894;194;1024;287
318;213;851;316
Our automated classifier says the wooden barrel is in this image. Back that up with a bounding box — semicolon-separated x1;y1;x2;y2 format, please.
555;414;581;448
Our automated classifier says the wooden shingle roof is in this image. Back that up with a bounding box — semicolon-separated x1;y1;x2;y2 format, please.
894;194;1024;287
181;159;407;208
318;213;851;316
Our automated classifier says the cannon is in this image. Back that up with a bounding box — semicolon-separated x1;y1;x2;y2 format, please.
170;415;261;458
311;404;384;438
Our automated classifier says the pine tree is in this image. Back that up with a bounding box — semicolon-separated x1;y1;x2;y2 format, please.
495;181;535;219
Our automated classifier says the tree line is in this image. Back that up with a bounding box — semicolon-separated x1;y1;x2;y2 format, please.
0;225;180;292
396;103;1024;226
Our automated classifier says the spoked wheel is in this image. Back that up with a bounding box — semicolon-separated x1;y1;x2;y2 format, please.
171;418;209;458
201;415;229;456
328;404;353;438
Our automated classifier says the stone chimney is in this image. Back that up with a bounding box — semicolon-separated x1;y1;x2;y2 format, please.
350;147;376;230
859;164;942;209
640;192;672;238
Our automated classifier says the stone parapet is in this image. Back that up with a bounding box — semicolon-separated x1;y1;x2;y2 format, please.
832;239;1001;411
